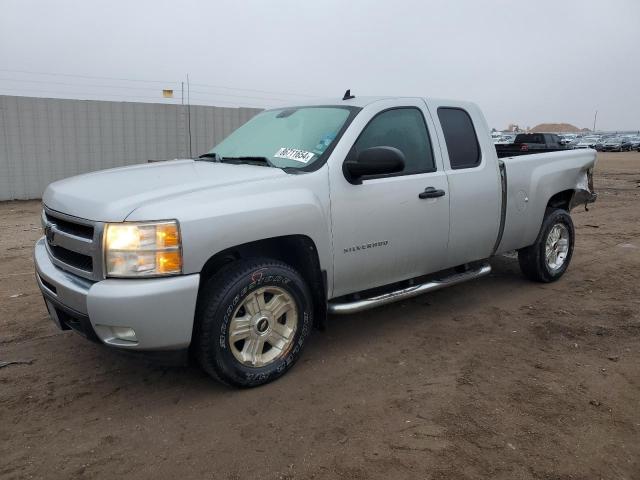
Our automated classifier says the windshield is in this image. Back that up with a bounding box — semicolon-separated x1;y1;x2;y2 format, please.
207;106;356;169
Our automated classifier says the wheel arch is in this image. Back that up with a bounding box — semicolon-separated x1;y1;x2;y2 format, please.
546;189;575;211
197;235;327;330
524;188;581;253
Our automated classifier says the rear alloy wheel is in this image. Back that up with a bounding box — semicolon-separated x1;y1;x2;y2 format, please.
544;223;570;272
518;208;575;283
195;258;313;387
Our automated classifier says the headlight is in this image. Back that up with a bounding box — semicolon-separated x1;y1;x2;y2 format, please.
104;221;182;277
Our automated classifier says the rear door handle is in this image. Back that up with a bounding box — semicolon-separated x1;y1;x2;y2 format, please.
419;187;446;199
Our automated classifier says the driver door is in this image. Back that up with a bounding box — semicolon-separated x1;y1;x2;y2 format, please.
329;100;450;298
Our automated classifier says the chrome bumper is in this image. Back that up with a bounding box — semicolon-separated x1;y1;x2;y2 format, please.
35;237;200;350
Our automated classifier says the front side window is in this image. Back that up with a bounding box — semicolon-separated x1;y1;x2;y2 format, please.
438;107;481;169
352;108;435;175
208;106;356;169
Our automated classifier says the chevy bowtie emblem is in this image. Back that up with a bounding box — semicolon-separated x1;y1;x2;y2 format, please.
45;223;56;246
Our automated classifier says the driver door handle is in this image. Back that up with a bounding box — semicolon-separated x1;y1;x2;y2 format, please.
419;187;446;199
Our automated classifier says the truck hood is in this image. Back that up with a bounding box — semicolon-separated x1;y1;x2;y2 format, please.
43;159;287;222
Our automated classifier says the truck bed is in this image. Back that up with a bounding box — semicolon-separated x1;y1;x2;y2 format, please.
495;145;567;158
496;149;597;253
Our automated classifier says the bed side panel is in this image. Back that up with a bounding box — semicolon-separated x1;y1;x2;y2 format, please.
497;150;597;253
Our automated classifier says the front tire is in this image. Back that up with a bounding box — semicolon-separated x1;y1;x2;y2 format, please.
518;208;574;283
195;258;314;387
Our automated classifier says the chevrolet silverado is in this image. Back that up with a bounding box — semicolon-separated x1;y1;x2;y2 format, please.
35;94;597;387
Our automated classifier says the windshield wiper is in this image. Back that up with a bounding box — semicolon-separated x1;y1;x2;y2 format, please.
198;152;223;162
219;156;276;168
197;153;281;169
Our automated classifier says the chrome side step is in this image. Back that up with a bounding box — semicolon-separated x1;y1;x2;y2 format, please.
327;263;492;315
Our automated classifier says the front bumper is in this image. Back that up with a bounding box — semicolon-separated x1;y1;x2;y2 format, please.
35;237;200;351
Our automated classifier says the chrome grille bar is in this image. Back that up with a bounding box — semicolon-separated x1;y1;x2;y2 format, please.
42;206;105;281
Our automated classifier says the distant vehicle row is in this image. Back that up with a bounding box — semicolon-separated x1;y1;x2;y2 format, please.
558;134;640;151
492;131;640;152
595;137;639;152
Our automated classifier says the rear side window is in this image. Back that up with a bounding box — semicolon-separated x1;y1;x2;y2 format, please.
515;134;544;144
438;107;481;169
353;108;435;175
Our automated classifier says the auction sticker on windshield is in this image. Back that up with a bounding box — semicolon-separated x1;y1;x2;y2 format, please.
274;147;315;163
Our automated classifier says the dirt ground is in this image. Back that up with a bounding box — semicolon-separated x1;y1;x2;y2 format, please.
1;152;639;480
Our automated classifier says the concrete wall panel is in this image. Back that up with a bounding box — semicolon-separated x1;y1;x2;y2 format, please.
0;95;261;200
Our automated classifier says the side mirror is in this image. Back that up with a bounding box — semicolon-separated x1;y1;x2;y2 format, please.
343;146;405;184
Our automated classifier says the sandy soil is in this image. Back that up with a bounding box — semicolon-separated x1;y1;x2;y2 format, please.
1;153;639;480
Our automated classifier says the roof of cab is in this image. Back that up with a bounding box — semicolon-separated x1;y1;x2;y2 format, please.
267;96;393;109
267;95;473;110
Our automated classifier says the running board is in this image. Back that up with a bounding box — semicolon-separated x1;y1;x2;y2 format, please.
327;263;492;315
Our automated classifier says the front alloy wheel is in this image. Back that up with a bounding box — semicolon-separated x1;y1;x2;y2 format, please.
195;258;313;387
228;286;298;367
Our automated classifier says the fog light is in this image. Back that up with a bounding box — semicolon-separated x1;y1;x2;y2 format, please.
111;326;137;342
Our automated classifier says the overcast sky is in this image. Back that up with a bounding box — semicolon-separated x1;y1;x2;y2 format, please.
1;0;639;130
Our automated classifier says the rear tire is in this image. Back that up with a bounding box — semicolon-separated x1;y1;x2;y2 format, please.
194;258;314;387
518;208;574;283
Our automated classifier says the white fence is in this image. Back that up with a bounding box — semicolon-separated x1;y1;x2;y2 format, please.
0;95;261;200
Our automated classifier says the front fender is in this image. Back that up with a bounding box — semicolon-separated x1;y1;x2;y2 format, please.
125;171;332;286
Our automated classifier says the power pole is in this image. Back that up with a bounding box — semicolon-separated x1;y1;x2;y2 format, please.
187;74;192;158
593;110;598;132
181;82;184;105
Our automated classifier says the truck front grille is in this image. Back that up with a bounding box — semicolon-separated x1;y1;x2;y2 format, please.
48;244;94;272
44;212;94;239
42;207;104;281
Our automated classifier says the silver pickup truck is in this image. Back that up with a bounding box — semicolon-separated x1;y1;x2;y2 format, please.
35;95;597;387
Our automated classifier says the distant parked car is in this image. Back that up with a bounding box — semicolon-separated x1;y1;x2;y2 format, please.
573;137;599;149
559;134;578;146
595;137;612;151
494;134;516;145
625;136;640;150
600;138;627;152
620;138;634;151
